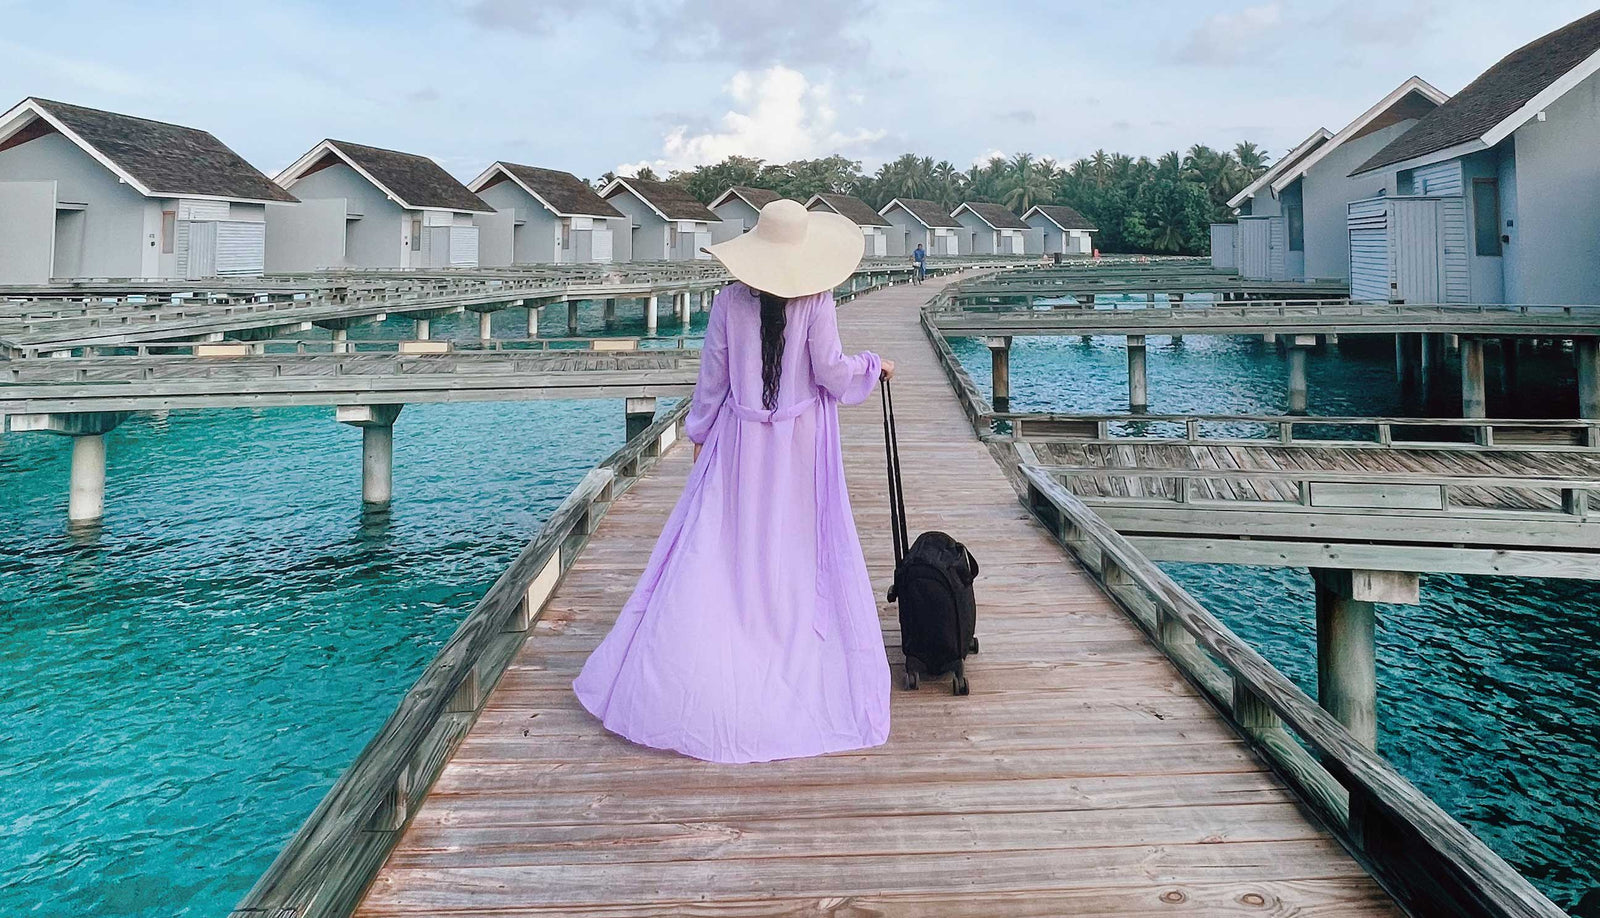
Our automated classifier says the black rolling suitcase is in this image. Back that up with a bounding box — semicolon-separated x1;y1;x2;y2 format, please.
881;379;980;695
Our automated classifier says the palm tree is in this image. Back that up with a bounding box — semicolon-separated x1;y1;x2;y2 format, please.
999;152;1054;213
1087;149;1112;188
1156;151;1183;179
1233;141;1271;181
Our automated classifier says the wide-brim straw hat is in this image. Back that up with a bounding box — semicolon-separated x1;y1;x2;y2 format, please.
702;199;864;299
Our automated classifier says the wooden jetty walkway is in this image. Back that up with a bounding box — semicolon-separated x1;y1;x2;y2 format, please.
351;276;1400;916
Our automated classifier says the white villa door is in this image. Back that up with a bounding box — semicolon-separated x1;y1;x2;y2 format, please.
1392;198;1442;304
187;221;217;279
1237;219;1267;278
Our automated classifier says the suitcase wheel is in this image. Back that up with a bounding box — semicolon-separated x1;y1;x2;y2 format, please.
904;668;920;690
969;637;980;654
952;673;970;696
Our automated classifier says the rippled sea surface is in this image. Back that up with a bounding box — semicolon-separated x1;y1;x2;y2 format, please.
953;329;1600;911
0;304;700;917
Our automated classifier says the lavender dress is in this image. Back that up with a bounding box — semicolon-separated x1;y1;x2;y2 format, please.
573;283;890;763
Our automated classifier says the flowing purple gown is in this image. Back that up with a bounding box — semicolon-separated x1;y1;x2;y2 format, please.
573;283;889;763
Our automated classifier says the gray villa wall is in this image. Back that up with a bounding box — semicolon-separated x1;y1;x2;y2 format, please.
476;181;559;264
1504;69;1600;304
0;131;154;278
281;162;406;268
711;197;759;244
1299;120;1414;280
607;191;668;261
954;211;996;255
882;207;926;257
265;198;348;271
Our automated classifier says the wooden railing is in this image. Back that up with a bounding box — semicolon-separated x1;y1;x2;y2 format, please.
2;257;1026;357
1032;464;1596;520
996;411;1600;450
1018;466;1566;918
228;401;690;918
920;308;992;431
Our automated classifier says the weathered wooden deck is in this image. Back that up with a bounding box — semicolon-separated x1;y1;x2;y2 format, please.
1038;440;1600;511
353;277;1400;916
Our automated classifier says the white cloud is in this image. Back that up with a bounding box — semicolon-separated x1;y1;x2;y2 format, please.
1177;4;1285;67
621;65;884;173
971;148;1006;167
463;0;873;67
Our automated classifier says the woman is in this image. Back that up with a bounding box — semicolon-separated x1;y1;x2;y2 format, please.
574;199;895;764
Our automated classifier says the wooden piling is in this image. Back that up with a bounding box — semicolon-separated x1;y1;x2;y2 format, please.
1577;338;1599;419
1311;569;1419;750
1127;334;1148;413
1461;337;1487;418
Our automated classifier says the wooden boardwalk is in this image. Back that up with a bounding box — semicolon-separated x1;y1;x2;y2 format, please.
353;277;1400;916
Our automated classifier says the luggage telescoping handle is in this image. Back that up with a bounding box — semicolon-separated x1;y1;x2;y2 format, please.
881;377;910;565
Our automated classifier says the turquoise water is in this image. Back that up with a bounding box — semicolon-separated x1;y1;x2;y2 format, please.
0;304;701;917
952;331;1600;911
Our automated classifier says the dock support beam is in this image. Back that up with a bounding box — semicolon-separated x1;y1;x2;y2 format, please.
413;317;430;341
69;434;108;523
478;310;493;342
1311;569;1418;749
1577;338;1600;418
677;292;690;326
338;404;404;505
9;411;130;524
625;397;657;440
603;298;616;328
331;328;349;353
982;336;1012;413
1394;333;1423;402
1287;335;1315;415
526;303;539;338
646;295;658;334
567;301;580;337
1127;335;1148;414
1461;337;1487;418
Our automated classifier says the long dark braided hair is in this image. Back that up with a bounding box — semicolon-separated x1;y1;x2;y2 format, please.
756;288;787;409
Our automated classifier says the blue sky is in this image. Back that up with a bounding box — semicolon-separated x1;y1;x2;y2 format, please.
1;1;1596;182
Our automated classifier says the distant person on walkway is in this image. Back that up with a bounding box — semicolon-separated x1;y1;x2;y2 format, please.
575;199;896;764
912;242;927;283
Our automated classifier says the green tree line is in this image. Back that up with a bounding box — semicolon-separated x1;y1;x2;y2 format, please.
597;144;1272;255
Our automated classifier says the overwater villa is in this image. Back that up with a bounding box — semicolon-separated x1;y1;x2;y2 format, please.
268;139;493;271
1022;203;1098;257
879;196;961;256
0;97;294;283
952;201;1031;255
601;175;721;261
709;185;783;243
1234;77;1448;284
806;192;893;257
1347;10;1600;305
467;162;624;265
1215;128;1332;276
